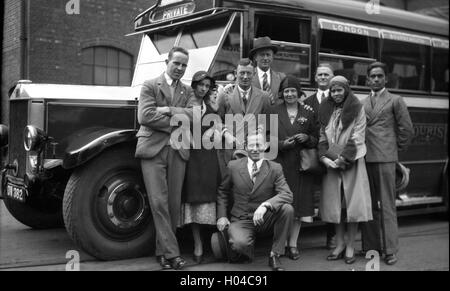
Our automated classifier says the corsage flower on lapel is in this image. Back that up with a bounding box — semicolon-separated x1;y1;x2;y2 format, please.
297;117;308;125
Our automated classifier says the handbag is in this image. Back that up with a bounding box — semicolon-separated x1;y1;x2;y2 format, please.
324;143;344;161
299;148;324;174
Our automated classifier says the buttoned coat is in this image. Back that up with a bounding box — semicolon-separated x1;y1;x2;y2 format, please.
217;85;271;145
318;97;372;223
217;158;293;221
135;73;196;161
272;102;318;218
362;90;414;162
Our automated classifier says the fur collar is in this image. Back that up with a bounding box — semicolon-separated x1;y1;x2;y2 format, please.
319;91;362;130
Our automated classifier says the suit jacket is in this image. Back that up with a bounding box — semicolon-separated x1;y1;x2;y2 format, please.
135;73;196;160
362;89;414;163
304;93;320;118
217;158;293;220
217;85;271;144
252;69;286;104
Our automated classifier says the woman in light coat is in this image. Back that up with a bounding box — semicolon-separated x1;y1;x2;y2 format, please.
318;76;372;264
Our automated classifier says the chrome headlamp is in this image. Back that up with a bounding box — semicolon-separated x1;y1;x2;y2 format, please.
23;125;48;152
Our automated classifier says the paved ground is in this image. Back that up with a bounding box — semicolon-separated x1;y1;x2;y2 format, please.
0;201;448;271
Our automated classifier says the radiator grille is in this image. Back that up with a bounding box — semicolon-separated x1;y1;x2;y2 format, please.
8;99;28;178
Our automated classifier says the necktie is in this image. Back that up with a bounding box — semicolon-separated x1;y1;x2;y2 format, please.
251;162;258;183
262;73;270;92
320;92;326;103
371;92;377;108
168;80;176;103
242;91;248;108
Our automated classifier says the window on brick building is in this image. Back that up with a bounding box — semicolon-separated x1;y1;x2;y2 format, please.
82;47;133;86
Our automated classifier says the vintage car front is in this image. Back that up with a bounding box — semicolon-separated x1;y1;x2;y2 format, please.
0;81;156;260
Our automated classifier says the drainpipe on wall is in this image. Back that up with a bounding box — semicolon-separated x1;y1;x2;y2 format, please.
20;0;30;79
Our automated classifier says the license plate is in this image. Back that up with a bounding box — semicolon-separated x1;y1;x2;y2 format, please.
6;183;27;203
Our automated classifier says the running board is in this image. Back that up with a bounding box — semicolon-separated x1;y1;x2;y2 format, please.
396;195;443;207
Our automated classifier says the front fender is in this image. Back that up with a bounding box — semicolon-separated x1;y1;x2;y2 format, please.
63;128;137;169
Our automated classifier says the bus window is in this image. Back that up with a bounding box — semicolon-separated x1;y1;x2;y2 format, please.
150;30;178;55
179;16;229;50
432;47;449;93
255;15;310;44
381;40;430;91
272;41;311;82
255;14;311;82
210;13;241;81
319;30;377;86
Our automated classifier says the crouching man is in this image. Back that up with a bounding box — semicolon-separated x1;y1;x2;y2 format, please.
216;133;294;271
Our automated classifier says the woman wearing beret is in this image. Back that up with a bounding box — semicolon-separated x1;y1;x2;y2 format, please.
180;71;221;264
273;75;318;260
318;76;372;264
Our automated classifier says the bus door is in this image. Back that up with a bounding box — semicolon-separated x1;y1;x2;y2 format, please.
132;11;243;86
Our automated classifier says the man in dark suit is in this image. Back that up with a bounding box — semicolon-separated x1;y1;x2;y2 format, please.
217;58;272;164
305;63;334;116
250;36;286;105
304;63;336;250
135;46;196;270
216;133;294;271
360;62;414;265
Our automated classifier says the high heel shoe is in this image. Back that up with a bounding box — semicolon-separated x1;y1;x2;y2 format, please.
344;254;356;264
344;247;356;264
326;249;345;261
285;246;300;260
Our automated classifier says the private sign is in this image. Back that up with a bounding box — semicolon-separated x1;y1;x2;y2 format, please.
162;4;191;20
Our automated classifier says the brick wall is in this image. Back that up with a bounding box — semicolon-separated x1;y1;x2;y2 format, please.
1;0;149;123
28;0;148;85
2;0;22;124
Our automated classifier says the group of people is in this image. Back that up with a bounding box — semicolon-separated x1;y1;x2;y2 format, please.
135;36;414;271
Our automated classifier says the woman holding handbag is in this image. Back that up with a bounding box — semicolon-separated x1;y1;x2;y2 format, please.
273;75;319;260
318;75;372;264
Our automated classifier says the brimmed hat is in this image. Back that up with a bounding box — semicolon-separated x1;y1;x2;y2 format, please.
279;75;305;96
210;230;230;261
191;70;215;89
249;37;278;60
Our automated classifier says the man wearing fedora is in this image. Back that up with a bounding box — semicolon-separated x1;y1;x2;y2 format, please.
250;36;286;105
216;133;294;271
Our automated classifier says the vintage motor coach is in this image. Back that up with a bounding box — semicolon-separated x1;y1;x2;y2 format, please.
0;0;448;260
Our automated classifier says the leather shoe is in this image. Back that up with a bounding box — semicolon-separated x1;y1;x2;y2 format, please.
156;255;171;269
326;249;344;261
193;254;203;264
384;254;398;265
169;256;186;270
344;255;356;264
285;246;300;260
268;255;284;271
